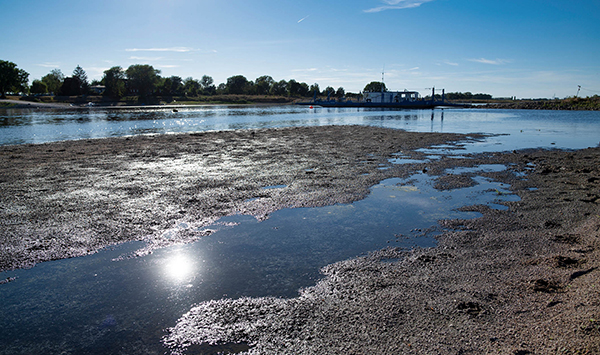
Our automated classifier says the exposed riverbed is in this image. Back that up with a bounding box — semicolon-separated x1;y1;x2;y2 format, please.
1;119;599;354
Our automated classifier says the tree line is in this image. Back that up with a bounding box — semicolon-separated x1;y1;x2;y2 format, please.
1;60;350;100
444;92;492;100
2;59;498;101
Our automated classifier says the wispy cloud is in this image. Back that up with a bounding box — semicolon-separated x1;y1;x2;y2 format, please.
292;68;319;72
365;0;435;13
297;15;310;23
443;61;459;66
129;56;164;61
126;47;194;52
37;62;61;68
469;58;511;65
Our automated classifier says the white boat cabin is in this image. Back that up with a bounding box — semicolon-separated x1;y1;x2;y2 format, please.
363;90;421;103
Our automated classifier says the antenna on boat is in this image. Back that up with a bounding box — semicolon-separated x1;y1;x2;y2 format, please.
576;85;581;97
381;65;385;93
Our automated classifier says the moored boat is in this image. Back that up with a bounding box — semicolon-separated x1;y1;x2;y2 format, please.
297;87;468;109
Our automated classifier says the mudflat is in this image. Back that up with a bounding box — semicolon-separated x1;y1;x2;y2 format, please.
1;125;599;354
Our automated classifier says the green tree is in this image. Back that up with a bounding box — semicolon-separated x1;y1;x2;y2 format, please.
323;86;335;97
126;64;161;97
73;65;89;94
298;82;309;97
103;66;126;99
41;69;64;94
183;77;201;97
160;76;183;96
363;81;387;92
309;83;320;96
255;75;274;95
287;79;301;96
225;75;250;95
270;80;287;96
0;60;29;98
30;79;48;94
335;87;345;98
200;75;216;95
216;83;227;95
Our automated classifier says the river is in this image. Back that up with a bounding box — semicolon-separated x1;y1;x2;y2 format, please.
1;106;598;151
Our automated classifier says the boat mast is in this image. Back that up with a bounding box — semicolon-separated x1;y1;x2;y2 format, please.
381;66;385;103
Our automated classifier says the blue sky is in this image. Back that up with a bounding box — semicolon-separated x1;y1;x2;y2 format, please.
1;0;599;98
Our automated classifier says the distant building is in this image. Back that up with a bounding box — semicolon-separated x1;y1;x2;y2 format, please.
89;85;106;95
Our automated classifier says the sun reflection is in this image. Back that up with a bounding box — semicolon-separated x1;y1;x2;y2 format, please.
164;254;194;282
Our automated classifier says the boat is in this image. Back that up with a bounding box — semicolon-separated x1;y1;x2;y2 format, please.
297;87;468;109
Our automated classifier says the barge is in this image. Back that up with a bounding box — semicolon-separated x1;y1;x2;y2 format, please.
297;88;468;109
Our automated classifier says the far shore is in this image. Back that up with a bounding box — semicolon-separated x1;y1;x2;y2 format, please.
3;94;600;111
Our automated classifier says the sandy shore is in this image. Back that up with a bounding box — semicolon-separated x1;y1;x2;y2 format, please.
0;98;73;109
1;125;599;354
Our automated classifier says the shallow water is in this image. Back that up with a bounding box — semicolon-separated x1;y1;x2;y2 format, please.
1;106;599;151
0;171;518;354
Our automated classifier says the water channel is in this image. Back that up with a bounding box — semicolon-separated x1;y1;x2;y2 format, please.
0;106;599;354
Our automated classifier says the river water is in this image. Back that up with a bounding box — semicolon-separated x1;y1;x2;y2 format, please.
1;105;599;150
0;106;598;354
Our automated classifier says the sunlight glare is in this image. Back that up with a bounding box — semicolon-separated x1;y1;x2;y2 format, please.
165;254;194;281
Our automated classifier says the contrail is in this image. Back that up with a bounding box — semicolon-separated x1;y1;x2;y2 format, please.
297;15;309;23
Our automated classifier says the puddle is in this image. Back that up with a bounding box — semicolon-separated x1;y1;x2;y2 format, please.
0;169;519;355
445;164;507;175
388;152;429;165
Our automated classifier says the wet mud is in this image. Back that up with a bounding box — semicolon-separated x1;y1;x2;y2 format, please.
2;125;599;354
165;147;600;354
0;125;480;271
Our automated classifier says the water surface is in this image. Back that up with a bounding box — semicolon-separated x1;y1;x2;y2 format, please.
1;106;598;151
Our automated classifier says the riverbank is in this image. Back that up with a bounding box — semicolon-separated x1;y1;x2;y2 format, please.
0;99;73;109
5;94;600;111
1;126;598;354
477;96;600;111
1;94;296;109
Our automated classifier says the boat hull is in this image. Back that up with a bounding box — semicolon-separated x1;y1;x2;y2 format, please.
296;101;467;109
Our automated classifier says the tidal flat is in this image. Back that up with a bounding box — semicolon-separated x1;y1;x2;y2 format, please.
0;125;481;271
1;125;599;354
